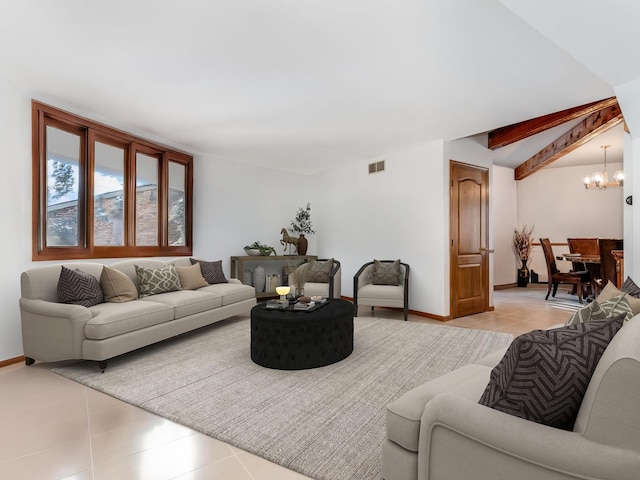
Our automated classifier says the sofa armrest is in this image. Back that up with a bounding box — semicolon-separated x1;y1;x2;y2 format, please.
19;298;92;362
418;394;640;480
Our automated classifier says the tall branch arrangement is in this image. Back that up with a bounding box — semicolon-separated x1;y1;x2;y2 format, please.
290;203;315;235
513;225;534;262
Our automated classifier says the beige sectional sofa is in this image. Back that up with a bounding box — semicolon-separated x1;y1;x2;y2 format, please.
20;258;256;370
382;316;640;480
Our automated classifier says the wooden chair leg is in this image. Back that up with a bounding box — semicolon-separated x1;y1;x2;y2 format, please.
552;283;559;298
545;281;552;300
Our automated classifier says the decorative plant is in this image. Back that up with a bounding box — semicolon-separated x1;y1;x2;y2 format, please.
290;262;310;290
513;225;534;263
290;203;315;236
244;241;276;256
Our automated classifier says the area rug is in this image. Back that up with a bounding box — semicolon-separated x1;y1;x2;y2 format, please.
52;317;512;480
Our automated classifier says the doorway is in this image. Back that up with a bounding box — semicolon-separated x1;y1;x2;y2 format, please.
450;161;489;318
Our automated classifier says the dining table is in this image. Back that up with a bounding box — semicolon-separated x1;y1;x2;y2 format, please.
557;253;600;264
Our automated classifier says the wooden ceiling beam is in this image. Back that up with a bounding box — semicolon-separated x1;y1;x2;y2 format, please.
488;97;618;150
514;103;624;181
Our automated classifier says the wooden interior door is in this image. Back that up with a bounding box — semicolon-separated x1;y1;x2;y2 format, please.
450;161;489;318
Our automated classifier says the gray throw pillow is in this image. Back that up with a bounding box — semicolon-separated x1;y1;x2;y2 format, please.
565;300;608;326
57;266;104;307
479;314;625;430
176;263;209;290
306;258;334;283
372;259;400;285
190;258;228;284
621;277;640;298
135;264;182;297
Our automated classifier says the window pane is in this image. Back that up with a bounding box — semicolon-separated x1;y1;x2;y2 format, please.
135;153;158;246
46;126;80;247
94;142;125;246
168;162;186;246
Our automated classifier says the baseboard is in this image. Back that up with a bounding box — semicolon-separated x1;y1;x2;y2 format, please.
341;296;450;322
0;355;25;368
494;283;517;290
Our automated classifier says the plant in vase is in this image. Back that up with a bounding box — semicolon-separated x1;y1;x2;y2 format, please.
244;241;276;256
289;203;315;256
513;225;534;287
290;262;310;298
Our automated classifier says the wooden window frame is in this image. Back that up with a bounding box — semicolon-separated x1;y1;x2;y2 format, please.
32;100;193;260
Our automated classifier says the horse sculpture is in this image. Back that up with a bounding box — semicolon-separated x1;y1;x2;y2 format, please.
280;228;298;252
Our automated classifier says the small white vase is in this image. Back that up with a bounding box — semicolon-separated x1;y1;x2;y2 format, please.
253;265;266;293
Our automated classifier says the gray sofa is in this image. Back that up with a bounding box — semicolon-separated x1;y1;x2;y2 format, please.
20;258;256;370
382;317;640;480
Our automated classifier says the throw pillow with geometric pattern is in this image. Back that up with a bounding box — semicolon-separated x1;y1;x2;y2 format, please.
596;282;640;316
306;258;334;283
135;264;182;297
621;276;640;298
57;266;104;307
565;300;608;326
478;314;625;430
599;294;633;321
372;259;401;285
190;258;228;284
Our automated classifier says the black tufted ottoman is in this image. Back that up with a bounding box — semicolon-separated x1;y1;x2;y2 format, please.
250;298;354;370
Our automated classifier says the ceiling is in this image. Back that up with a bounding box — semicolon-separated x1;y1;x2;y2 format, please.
1;1;637;175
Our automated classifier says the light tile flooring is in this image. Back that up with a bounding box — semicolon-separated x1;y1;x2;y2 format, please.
0;285;575;480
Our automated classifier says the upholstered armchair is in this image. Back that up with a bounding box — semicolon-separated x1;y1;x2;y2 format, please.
353;260;410;320
288;258;341;299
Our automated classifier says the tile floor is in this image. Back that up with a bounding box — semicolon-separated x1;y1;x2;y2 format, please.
0;285;575;480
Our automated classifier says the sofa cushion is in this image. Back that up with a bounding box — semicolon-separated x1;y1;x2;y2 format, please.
198;282;255;306
176;263;209;290
138;290;223;318
386;364;492;452
596;282;640;315
373;259;401;285
191;258;228;284
85;301;174;340
358;283;404;303
479;314;625;430
57;266;104;308
306;258;334;283
135;264;182;297
100;266;138;303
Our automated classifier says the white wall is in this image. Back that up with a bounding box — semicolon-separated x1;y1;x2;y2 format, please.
493;166;518;285
517;163;624;281
0;79;33;360
312;140;448;316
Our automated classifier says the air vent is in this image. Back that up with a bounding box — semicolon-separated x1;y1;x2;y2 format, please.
368;160;385;174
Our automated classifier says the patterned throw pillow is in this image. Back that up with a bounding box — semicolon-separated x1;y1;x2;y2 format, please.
190;258;228;284
596;282;640;316
479;314;625;430
621;277;640;298
176;263;209;290
100;266;138;303
306;258;334;283
565;300;608;326
135;264;182;297
372;259;401;285
57;266;104;307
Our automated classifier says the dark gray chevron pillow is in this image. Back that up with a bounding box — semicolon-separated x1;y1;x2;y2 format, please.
135;264;182;297
479;314;625;430
372;259;401;285
57;266;104;307
621;277;640;298
190;258;228;284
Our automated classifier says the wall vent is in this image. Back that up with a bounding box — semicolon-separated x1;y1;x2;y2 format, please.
368;160;385;174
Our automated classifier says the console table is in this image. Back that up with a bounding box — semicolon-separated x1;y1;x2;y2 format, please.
230;255;317;299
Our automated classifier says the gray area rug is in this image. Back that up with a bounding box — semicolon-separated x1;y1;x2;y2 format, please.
53;317;512;480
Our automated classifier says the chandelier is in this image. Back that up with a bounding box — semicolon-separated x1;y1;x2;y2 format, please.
583;145;624;189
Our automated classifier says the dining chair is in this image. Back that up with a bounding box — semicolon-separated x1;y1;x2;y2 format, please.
597;239;623;293
540;238;589;303
567;237;600;296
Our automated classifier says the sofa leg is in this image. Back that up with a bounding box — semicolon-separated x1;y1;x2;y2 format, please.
25;357;35;366
98;360;108;373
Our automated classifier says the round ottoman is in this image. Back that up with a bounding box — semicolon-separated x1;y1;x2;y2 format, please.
250;298;354;370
